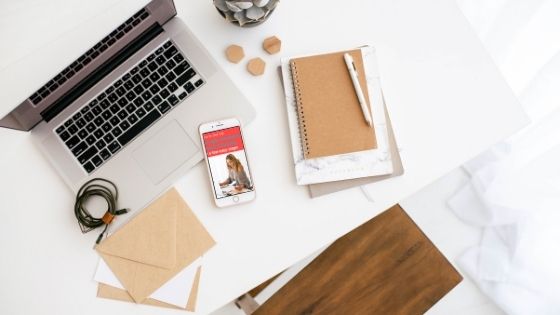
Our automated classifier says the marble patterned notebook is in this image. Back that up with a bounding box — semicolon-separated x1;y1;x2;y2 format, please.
281;46;393;185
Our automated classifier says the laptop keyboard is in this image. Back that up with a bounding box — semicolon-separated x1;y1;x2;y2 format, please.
54;40;205;174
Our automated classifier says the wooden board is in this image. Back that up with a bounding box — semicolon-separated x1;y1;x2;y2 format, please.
253;204;462;315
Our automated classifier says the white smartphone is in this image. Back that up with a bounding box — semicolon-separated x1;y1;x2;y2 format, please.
199;118;256;207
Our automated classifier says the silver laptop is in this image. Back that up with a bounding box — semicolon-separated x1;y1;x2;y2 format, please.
0;0;255;213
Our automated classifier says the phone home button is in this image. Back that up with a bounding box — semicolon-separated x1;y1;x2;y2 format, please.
233;196;240;203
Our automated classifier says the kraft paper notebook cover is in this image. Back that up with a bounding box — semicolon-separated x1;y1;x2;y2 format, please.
281;47;393;186
290;49;377;159
309;100;404;198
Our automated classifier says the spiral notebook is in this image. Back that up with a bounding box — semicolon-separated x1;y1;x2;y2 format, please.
281;46;394;185
290;49;377;159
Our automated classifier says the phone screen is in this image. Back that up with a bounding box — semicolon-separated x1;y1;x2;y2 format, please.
202;126;254;199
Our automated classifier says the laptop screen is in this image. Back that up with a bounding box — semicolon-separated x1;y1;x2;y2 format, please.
0;0;177;131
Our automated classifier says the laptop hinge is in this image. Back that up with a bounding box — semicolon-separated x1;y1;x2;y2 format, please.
41;23;164;122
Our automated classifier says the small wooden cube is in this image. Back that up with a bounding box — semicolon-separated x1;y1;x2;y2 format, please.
247;58;266;76
263;36;281;54
226;44;245;64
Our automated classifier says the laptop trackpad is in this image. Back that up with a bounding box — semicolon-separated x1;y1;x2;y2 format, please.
132;120;198;184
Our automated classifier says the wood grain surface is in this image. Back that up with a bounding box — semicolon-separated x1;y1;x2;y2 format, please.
253;204;462;315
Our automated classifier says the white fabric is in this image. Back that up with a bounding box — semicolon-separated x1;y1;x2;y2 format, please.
449;1;560;314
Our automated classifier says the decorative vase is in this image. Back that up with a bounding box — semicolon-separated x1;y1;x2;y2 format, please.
213;0;279;28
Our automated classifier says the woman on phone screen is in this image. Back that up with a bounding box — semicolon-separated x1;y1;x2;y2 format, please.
219;154;252;192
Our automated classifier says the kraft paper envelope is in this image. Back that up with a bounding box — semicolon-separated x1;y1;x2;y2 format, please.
95;188;215;304
97;266;202;311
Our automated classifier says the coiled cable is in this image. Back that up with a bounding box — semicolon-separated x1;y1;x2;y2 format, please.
74;178;128;244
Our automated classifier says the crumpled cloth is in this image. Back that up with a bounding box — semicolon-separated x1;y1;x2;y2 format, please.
450;1;560;314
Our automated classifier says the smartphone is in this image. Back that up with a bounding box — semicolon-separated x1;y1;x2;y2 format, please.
199;118;256;207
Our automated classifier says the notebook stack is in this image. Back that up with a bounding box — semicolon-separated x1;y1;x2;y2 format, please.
280;46;404;197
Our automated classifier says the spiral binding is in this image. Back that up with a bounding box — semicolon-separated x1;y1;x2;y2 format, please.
290;61;310;157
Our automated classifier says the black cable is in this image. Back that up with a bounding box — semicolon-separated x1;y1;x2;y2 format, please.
74;178;128;244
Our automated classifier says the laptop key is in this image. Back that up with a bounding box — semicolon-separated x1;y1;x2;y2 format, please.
95;140;106;150
118;109;161;146
176;69;196;86
108;93;118;103
86;123;96;133
149;84;160;94
100;100;110;109
72;141;88;157
143;101;154;111
160;89;170;99
135;107;146;118
102;110;112;120
118;97;128;107
112;126;123;137
103;133;114;143
59;130;70;141
78;146;98;164
165;72;176;82
109;116;120;126
173;54;184;63
108;141;121;154
66;136;80;149
84;112;95;122
173;61;190;75
133;97;144;107
110;104;120;114
128;114;138;124
94;129;104;139
78;129;88;139
68;124;78;134
165;59;176;71
185;82;195;93
100;149;111;160
75;118;86;128
158;101;171;113
132;74;142;84
151;95;162;105
179;92;187;100
194;79;204;87
94;117;104;127
126;104;136;113
168;95;179;106
148;61;158;71
157;66;167;76
85;135;96;145
168;82;178;92
117;110;128;120
157;78;168;88
92;155;103;167
119;121;130;131
133;85;144;95
83;162;95;173
102;122;112;132
56;125;65;134
164;46;178;59
149;72;160;82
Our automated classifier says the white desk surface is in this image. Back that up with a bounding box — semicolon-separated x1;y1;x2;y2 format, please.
0;0;527;314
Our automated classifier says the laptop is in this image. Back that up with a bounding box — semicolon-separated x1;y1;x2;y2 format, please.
0;0;255;213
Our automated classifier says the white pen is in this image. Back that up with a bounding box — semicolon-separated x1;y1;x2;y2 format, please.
343;53;373;126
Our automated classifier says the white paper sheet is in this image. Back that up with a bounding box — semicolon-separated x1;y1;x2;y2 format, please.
94;256;202;308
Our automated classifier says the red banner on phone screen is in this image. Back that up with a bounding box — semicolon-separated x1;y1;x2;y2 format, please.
203;127;245;157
